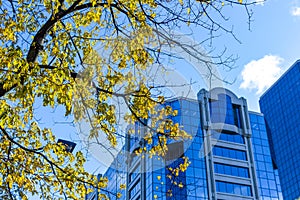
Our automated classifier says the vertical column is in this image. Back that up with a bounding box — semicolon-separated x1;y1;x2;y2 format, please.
241;100;260;200
125;131;130;200
140;119;147;200
199;90;216;200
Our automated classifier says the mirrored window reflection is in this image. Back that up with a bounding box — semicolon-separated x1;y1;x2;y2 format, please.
211;131;244;144
213;146;247;161
216;181;252;196
209;94;242;127
214;163;249;178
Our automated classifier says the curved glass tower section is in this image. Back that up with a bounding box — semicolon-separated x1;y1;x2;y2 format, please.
198;88;259;200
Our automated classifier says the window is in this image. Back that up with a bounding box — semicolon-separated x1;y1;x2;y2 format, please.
213;146;247;161
209;94;242;128
233;104;242;128
214;163;249;178
216;181;252;196
211;131;244;144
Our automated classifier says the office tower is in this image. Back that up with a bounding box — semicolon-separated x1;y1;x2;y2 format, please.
88;88;282;200
260;60;300;200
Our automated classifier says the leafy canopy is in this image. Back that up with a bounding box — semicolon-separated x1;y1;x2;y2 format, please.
0;0;255;199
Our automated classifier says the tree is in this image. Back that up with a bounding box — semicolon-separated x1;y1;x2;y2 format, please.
0;0;257;199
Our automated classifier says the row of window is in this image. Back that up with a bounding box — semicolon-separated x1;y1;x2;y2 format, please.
214;163;249;178
212;131;244;144
216;181;252;196
213;146;247;161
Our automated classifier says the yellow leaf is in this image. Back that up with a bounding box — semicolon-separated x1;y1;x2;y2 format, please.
120;184;126;189
117;192;122;198
187;8;191;14
178;182;184;188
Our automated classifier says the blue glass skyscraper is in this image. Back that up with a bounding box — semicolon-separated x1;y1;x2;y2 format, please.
87;88;282;200
260;60;300;200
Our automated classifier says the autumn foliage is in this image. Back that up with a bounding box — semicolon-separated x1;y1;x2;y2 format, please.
0;0;255;199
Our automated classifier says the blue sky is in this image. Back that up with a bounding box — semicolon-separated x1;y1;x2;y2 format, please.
214;0;300;111
156;0;300;112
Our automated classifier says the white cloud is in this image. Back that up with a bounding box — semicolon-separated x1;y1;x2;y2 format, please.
291;7;300;16
239;55;284;95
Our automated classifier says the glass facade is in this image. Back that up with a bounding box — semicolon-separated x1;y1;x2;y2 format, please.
87;151;127;200
249;112;283;200
259;60;300;200
148;99;208;200
88;88;282;200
